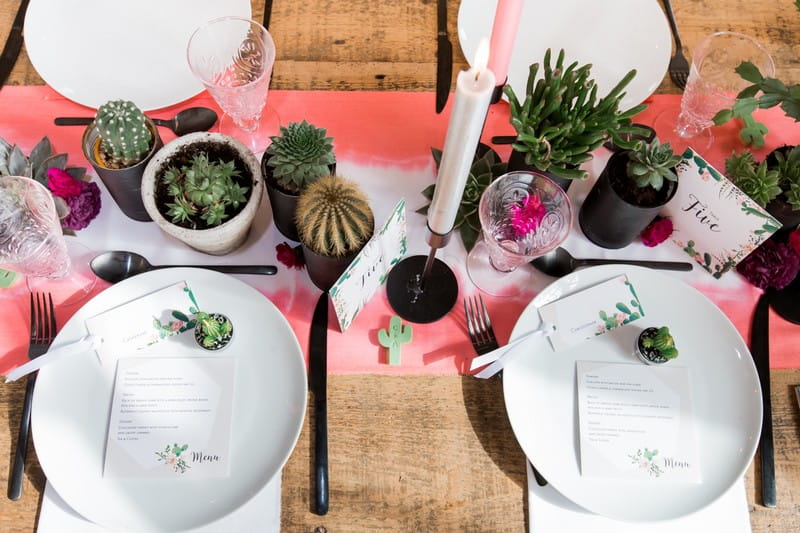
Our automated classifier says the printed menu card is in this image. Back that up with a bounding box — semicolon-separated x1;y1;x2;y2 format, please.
576;361;700;482
104;357;235;478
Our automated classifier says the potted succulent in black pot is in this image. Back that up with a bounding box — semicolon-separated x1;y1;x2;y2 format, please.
193;311;234;351
636;326;679;365
296;175;374;291
579;137;680;249
82;99;162;221
261;120;336;241
140;132;263;255
503;49;648;191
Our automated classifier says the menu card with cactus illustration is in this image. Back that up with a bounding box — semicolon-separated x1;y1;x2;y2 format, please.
538;275;644;352
661;148;780;278
576;361;700;482
103;357;235;478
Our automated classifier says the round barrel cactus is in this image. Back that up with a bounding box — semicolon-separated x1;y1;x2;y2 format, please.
95;100;153;169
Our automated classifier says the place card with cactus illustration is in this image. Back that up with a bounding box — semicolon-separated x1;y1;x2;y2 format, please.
661;148;781;279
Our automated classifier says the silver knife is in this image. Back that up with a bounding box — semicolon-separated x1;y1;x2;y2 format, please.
435;0;452;113
309;292;329;515
0;0;31;89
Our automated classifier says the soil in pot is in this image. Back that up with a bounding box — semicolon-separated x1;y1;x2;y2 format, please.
153;141;253;231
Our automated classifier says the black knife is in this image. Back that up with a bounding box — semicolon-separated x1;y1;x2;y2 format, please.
309;292;329;515
752;292;776;507
0;0;30;89
262;0;274;30
435;0;452;113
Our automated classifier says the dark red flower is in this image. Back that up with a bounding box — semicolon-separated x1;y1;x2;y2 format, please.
276;242;305;270
789;229;800;257
47;167;82;198
737;239;800;289
62;181;101;230
641;217;674;247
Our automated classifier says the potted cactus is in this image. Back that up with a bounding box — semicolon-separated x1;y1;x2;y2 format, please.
636;326;679;365
503;49;648;191
141;132;263;255
296;175;374;291
579;137;681;249
193;311;234;351
81;100;162;221
261;121;336;241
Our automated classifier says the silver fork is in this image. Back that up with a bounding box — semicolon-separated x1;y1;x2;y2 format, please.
8;292;56;501
661;0;689;89
464;295;499;355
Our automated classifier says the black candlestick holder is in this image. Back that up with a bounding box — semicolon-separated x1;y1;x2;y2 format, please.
386;226;459;324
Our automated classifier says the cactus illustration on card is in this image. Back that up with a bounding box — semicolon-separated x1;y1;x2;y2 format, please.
378;316;412;366
595;279;644;335
629;447;663;478
156;443;190;473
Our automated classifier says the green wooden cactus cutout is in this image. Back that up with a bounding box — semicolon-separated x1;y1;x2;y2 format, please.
377;316;412;366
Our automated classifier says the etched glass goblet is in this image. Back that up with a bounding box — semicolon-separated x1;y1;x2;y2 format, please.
467;171;572;296
187;17;278;153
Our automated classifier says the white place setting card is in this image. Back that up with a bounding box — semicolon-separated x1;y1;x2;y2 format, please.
104;357;236;479
576;361;700;482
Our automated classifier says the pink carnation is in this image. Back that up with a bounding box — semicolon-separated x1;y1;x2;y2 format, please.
641;217;673;247
62;181;101;230
510;195;546;236
47;168;82;198
276;242;305;270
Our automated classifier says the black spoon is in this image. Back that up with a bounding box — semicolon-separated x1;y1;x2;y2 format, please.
90;250;276;284
531;247;694;277
54;107;219;136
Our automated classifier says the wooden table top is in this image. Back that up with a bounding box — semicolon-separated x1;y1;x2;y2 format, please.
1;1;799;531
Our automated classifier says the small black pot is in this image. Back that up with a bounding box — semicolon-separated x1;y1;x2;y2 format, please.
636;327;669;365
579;152;677;249
301;221;374;292
194;312;234;351
507;150;573;192
82;120;162;222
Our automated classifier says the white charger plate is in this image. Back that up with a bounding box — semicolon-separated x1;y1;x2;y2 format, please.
24;0;251;111
504;265;761;522
457;0;671;110
32;268;307;532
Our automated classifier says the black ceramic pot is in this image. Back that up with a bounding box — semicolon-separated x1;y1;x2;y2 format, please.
506;150;573;192
302;243;364;292
82;120;162;222
636;327;669;365
579;151;677;249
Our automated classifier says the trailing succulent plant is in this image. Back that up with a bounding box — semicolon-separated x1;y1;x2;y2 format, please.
161;153;249;228
725;151;782;207
626;137;681;190
417;146;507;251
296;175;374;257
265;120;336;194
640;326;679;360
95;99;154;169
504;48;648;180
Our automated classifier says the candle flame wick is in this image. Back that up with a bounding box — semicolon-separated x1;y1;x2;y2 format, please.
473;38;490;79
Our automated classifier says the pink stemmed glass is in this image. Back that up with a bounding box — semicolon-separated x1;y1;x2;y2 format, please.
467;171;572;296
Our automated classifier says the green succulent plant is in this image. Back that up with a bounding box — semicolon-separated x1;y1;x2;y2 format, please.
504;48;648;180
641;326;679;360
626;137;681;190
194;311;233;349
94;100;154;169
725;151;782;208
416;146;507;251
0;135;86;184
265;120;336;193
296;175;374;257
161;153;249;228
772;145;800;211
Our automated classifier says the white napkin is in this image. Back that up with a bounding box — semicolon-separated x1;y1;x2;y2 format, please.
526;461;751;533
37;475;281;533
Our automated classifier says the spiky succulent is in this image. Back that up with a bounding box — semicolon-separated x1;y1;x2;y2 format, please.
194;311;233;348
0;136;86;184
296;175;374;257
772;145;800;211
161;153;249;228
265;120;336;193
504;48;648;180
641;326;679;360
725;151;782;208
626;137;681;190
416;146;507;251
95;99;154;169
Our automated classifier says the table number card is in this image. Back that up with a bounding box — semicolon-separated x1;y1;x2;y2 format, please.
577;361;701;483
662;148;781;279
330;199;407;332
104;357;235;479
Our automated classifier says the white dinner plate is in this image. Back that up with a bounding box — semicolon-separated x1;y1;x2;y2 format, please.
24;0;251;111
457;0;671;110
32;268;307;532
503;265;761;522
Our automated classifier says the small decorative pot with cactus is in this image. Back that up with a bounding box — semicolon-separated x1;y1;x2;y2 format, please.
141;132;263;255
579;137;681;249
260;121;336;241
81;99;163;221
193;311;234;351
296;175;374;291
636;326;679;365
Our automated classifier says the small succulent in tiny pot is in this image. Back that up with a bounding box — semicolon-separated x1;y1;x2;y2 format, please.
193;311;233;351
636;326;679;365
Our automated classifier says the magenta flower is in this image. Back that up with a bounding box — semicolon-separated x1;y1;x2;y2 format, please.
641;217;674;247
276;242;305;270
737;239;800;289
510;195;546;236
47;168;82;198
62;181;101;230
789;229;800;257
